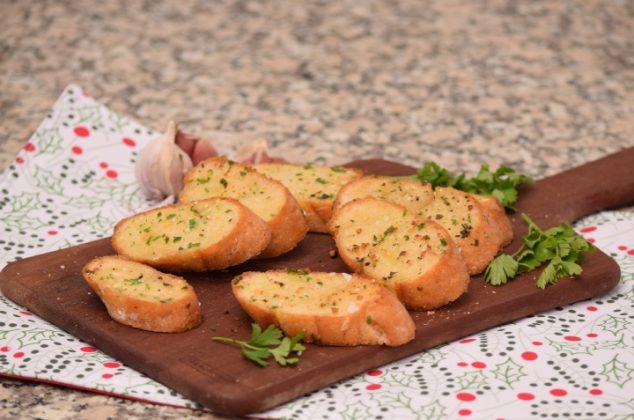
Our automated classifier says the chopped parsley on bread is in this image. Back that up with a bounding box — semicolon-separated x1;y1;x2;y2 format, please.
254;163;363;233
232;269;415;346
82;255;201;333
329;197;469;310
179;156;307;258
112;198;271;272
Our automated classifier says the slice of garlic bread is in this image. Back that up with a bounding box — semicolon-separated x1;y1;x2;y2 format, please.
112;198;271;272
418;187;502;274
232;269;415;346
82;255;201;333
335;176;513;274
333;176;506;275
254;163;363;233
179;156;307;258
475;195;513;246
329;198;469;310
332;176;435;221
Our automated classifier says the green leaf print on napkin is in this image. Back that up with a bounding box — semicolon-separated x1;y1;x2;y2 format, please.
600;355;634;388
491;357;526;386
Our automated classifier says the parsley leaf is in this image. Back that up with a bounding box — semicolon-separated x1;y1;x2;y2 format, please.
247;323;282;347
416;162;454;188
485;213;595;288
415;162;532;209
484;254;518;286
212;324;305;367
270;336;306;366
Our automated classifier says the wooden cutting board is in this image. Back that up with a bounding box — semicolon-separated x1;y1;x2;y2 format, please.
1;147;633;416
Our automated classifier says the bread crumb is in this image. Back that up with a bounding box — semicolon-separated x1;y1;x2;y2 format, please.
328;249;337;258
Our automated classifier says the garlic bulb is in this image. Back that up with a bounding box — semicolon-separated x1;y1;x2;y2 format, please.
135;121;193;200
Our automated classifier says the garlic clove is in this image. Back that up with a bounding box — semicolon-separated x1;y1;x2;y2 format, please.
174;129;197;157
176;130;218;166
234;139;287;164
191;138;218;166
135;121;193;200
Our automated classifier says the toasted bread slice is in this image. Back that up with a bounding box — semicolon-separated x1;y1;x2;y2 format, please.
332;176;435;221
82;256;201;332
179;156;307;258
254;163;363;233
232;269;415;346
112;198;271;272
329;198;469;310
333;177;506;274
475;195;513;246
418;187;502;274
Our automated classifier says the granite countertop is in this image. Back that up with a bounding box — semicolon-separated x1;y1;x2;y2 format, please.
1;0;633;418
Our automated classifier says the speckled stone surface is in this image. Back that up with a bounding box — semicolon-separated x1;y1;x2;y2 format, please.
1;0;633;418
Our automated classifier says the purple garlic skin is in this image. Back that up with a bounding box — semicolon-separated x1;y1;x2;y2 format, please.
176;130;219;166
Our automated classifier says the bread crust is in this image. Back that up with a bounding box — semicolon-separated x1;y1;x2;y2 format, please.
308;199;337;234
386;242;469;309
232;270;415;346
112;198;271;272
421;187;502;274
258;190;308;258
301;205;330;233
254;163;363;233
330;198;470;310
179;156;307;258
476;195;513;247
82;255;201;333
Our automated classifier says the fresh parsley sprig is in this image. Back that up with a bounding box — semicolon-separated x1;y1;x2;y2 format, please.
212;323;305;367
485;214;595;288
415;162;532;209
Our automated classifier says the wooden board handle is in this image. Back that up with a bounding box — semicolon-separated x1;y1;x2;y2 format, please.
517;146;634;225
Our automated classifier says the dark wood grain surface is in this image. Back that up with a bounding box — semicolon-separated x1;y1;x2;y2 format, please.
1;148;633;416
